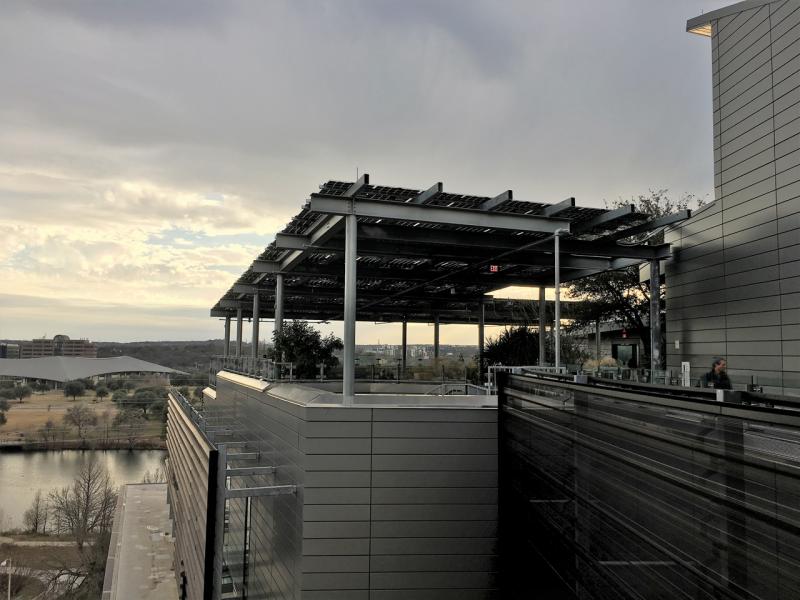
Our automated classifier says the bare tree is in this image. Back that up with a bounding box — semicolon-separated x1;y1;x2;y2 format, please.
22;489;47;534
46;530;111;598
113;409;146;450
141;466;166;483
63;404;97;441
38;418;56;447
48;455;117;550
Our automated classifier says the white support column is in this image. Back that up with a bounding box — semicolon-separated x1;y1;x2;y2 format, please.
478;303;485;375
274;273;284;335
433;313;440;361
554;230;565;372
212;443;227;600
223;315;231;358
401;318;408;375
595;319;601;361
650;259;661;374
343;213;357;402
235;308;243;357
538;287;546;366
252;292;260;361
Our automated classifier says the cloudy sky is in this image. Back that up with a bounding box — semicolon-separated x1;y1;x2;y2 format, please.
0;0;728;344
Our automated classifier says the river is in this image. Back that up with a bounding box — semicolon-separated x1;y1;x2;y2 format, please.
0;449;166;531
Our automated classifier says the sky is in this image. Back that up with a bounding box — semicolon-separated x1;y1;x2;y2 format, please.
0;0;730;344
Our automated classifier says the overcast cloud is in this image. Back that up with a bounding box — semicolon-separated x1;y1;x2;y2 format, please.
0;0;728;343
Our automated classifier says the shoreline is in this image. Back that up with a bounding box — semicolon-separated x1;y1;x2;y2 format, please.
0;439;166;452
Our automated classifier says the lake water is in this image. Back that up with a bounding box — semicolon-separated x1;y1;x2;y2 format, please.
0;449;166;531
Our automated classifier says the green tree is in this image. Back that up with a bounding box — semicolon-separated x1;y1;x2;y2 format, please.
64;381;86;401
483;327;540;367
113;409;146;450
11;385;32;403
193;386;205;400
112;389;128;404
95;386;109;402
567;190;704;368
130;387;166;419
63;404;97;441
271;320;343;379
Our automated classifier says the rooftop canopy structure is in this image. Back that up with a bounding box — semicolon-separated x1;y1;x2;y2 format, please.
212;175;690;395
0;356;187;383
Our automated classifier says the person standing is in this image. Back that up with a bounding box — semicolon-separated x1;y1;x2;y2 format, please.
700;357;732;390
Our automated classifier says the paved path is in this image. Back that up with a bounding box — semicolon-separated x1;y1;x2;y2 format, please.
0;536;75;547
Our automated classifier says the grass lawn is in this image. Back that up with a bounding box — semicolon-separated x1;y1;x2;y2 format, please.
0;389;164;446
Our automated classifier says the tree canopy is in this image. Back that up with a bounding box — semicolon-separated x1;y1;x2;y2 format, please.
271;320;344;379
567;190;705;367
483;327;540;367
63;404;97;440
12;384;32;403
64;380;86;401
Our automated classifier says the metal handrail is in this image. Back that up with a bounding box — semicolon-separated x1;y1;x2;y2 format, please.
210;355;294;383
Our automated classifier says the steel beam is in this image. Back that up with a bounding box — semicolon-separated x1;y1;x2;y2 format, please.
212;443;227;600
223;315;231;358
235;307;243;357
481;190;513;212
280;215;344;272
554;230;565;371
412;182;443;204
232;283;257;294
650;258;661;374
321;237;614;270
225;485;297;499
401;318;407;373
574;204;635;232
345;173;370;196
434;313;440;360
478;303;485;375
542;197;575;218
605;210;692;241
539;287;546;366
252;260;280;273
252;292;260;360
343;212;357;402
275;273;284;333
353;223;670;260
274;233;308;250
227;466;276;477
309;194;571;234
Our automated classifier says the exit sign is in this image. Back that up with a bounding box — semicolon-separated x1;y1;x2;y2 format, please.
489;265;499;273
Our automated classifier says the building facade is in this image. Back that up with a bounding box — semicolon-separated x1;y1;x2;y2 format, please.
666;0;800;394
19;334;97;358
0;343;20;359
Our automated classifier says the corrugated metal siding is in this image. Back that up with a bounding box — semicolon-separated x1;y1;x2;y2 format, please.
166;394;218;600
667;0;800;394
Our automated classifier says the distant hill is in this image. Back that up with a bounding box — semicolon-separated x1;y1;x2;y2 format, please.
96;340;224;371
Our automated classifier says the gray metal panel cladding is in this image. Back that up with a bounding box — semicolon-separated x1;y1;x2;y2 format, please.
204;379;499;598
666;0;800;393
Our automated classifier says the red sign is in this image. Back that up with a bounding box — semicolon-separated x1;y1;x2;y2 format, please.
622;329;627;339
489;265;499;273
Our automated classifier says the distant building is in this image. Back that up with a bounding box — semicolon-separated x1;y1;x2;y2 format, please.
20;334;97;359
0;343;20;359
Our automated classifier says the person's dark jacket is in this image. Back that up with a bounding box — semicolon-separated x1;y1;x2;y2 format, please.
700;370;732;390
